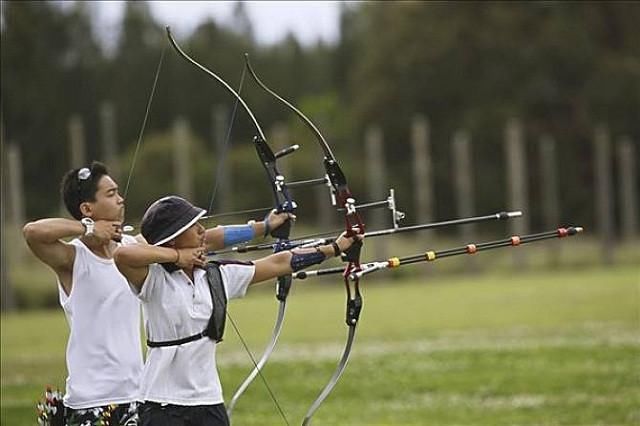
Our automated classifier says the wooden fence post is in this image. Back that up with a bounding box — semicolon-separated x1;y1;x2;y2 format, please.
100;102;119;181
365;125;388;260
0;177;14;311
505;118;529;268
452;129;477;271
68;114;86;168
594;125;615;264
539;135;561;265
1;120;17;310
212;105;232;213
617;137;638;241
411;115;434;225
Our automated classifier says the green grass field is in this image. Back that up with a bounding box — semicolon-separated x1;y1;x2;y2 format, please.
2;264;639;425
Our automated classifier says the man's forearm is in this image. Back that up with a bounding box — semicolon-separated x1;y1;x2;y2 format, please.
23;218;84;243
114;245;177;268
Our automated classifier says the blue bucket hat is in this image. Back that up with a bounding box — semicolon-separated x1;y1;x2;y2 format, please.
141;196;206;246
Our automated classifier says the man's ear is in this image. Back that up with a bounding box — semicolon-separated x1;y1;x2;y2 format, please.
79;202;94;218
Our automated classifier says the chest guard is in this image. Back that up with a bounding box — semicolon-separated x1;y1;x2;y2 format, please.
203;262;227;342
147;262;228;347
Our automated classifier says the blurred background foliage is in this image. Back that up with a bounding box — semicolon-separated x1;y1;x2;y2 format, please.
2;1;638;228
2;2;640;228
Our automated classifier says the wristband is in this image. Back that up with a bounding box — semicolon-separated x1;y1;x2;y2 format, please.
331;242;341;257
174;248;180;264
223;225;256;247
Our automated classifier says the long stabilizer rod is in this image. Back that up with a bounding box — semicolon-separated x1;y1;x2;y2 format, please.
293;226;583;280
214;210;523;255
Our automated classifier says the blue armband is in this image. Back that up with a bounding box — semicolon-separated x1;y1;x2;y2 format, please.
223;225;255;247
290;249;326;272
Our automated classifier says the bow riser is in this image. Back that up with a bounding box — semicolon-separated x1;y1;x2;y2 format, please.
243;54;368;425
324;158;365;237
253;135;296;225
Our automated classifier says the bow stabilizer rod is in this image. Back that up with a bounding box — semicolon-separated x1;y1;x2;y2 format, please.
293;226;584;280
214;210;523;255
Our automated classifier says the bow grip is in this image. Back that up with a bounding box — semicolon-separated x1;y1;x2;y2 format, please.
341;238;362;263
276;274;292;302
346;288;363;326
270;217;291;240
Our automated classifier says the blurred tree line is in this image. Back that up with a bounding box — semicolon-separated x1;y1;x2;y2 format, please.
2;1;638;232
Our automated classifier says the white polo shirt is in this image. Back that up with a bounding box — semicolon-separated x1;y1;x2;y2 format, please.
135;261;254;405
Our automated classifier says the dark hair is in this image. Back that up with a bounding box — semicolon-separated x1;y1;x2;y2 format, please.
60;161;110;220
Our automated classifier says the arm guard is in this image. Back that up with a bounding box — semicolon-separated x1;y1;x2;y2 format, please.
223;224;255;247
290;249;326;272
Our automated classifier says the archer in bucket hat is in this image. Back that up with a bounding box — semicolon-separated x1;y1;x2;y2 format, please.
141;195;207;246
114;195;361;426
140;194;289;260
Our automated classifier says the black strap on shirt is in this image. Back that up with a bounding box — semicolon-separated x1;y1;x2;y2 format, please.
147;262;228;347
203;261;227;342
146;331;207;348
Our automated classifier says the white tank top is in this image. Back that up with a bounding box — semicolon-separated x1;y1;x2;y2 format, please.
57;236;143;409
